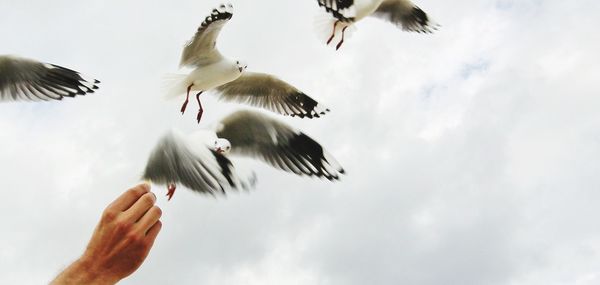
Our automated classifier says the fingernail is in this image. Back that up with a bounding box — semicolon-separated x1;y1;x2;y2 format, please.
151;192;157;200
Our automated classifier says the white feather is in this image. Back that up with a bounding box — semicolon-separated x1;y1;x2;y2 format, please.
313;11;357;48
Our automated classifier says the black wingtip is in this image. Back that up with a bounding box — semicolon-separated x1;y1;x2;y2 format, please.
412;7;429;26
200;3;234;31
289;92;327;120
407;6;438;33
286;133;346;181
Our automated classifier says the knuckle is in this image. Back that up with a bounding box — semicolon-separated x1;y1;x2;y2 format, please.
120;192;138;205
128;185;148;198
126;232;142;244
115;219;132;232
128;188;144;198
102;209;117;221
141;193;156;205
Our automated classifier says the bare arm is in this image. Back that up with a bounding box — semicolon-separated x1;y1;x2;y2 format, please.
50;183;162;285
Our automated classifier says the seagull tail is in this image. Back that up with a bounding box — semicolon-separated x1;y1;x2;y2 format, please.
313;12;356;48
162;73;188;99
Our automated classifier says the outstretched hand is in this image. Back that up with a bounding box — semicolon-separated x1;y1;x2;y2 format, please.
51;183;162;285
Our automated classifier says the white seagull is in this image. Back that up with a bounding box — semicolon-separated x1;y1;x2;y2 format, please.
316;0;439;50
168;3;329;123
0;55;99;102
143;110;345;200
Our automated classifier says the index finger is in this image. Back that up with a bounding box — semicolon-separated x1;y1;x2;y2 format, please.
107;183;150;212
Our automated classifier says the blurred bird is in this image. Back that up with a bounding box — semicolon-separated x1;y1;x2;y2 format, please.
315;0;439;50
168;3;329;123
143;110;345;200
0;55;99;102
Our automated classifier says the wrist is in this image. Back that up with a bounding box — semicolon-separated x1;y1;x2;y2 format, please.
57;257;118;285
72;256;119;285
73;257;101;283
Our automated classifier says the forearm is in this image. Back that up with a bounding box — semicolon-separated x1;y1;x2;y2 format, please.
50;258;117;285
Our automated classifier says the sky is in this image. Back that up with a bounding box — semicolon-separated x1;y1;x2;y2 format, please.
1;0;600;284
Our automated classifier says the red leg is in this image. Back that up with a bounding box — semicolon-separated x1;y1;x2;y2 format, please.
336;26;349;50
326;20;340;45
196;91;204;124
167;184;176;201
181;84;193;114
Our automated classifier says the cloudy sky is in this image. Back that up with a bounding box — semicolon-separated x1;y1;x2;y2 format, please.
1;0;600;284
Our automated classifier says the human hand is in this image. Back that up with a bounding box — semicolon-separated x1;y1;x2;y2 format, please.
51;183;162;285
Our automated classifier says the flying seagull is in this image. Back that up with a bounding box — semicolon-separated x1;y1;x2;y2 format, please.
0;55;99;102
168;3;329;123
143;110;345;200
142;129;256;201
315;0;439;50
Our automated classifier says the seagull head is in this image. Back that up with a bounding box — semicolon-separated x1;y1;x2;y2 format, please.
235;60;248;73
214;138;232;154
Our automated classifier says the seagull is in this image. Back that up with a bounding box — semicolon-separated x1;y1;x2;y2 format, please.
0;55;99;102
142;129;256;201
143;110;345;200
169;3;329;123
315;0;439;50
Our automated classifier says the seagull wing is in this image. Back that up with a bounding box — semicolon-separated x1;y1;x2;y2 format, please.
373;0;439;33
143;131;253;195
316;0;356;22
214;72;329;119
0;55;99;102
179;4;234;68
216;110;345;180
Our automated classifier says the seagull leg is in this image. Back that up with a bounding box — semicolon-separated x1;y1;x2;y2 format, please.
167;183;176;201
326;20;339;45
181;84;193;114
196;91;204;124
336;26;349;50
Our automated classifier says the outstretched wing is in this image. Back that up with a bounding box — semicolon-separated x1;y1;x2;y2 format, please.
214;72;329;119
179;3;234;68
0;55;99;102
142;131;254;195
316;0;356;22
216;110;345;180
373;0;439;33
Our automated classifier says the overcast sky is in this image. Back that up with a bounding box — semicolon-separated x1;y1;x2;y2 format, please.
1;0;600;284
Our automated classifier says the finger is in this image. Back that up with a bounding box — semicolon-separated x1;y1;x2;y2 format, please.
123;192;156;222
145;220;162;246
136;205;162;233
107;183;150;212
